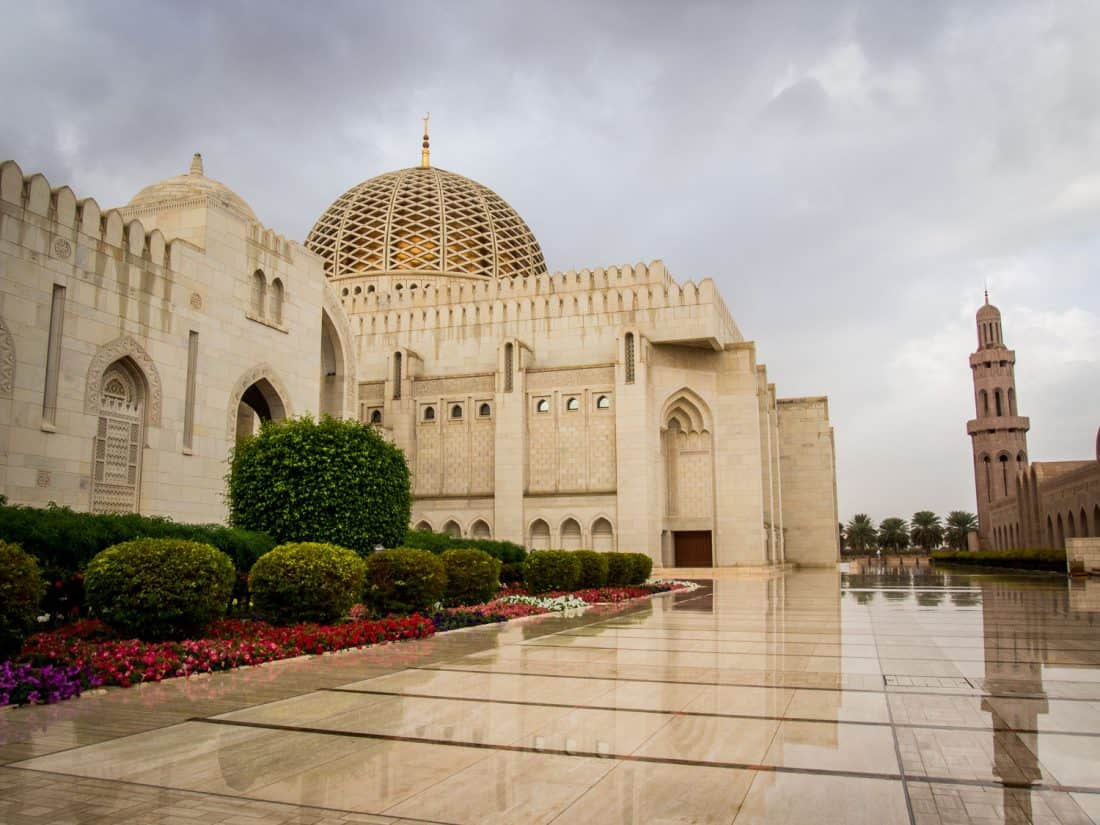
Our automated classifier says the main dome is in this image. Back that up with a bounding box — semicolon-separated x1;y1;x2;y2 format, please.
305;166;547;281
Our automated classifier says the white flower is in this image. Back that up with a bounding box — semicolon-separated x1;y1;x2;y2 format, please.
649;579;701;591
497;594;589;612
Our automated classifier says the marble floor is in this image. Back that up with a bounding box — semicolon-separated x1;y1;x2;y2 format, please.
3;565;1100;824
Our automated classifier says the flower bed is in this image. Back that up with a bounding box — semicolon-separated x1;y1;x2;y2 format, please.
4;580;691;707
12;615;432;699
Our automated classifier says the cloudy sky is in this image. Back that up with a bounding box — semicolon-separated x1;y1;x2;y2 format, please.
3;0;1097;523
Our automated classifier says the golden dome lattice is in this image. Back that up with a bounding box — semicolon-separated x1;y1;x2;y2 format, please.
305;166;547;281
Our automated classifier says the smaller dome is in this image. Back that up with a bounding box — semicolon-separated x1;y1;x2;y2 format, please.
128;154;256;221
976;291;1000;320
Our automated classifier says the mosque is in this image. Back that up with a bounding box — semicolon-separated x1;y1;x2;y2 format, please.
0;124;840;567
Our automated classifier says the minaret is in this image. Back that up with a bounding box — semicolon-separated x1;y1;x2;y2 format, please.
967;292;1029;546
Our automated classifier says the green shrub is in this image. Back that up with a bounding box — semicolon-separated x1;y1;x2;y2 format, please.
228;416;411;553
931;548;1066;572
403;529;527;564
605;552;633;586
0;540;46;658
523;550;581;593
0;503;273;590
249;542;366;625
364;547;447;615
441;548;501;606
84;539;235;640
573;550;609;588
626;553;653;585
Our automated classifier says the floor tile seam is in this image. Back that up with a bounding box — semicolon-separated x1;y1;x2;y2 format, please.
413;664;1100;702
542;761;641;825
1;764;458;825
183;715;909;782
320;686;1100;737
871;606;918;825
187;714;1100;796
522;640;1100;666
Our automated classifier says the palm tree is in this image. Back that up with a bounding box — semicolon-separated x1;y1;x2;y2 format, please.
878;517;909;552
945;510;978;550
910;511;944;551
844;514;877;553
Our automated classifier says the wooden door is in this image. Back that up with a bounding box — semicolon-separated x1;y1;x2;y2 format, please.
674;531;713;567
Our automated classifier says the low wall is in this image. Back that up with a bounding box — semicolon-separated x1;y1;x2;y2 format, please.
1066;537;1100;575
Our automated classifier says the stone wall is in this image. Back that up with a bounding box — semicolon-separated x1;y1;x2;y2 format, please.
777;397;840;566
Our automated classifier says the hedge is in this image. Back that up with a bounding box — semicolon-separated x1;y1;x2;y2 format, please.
626;553;653;585
403;529;526;565
249;542;367;625
573;550;609;588
440;548;501;606
364;548;447;615
0;541;46;658
229;416;411;553
605;552;634;587
523;550;581;593
84;539;236;640
930;548;1066;572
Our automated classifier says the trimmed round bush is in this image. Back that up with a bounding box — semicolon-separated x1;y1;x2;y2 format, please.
626;553;653;585
85;539;235;640
573;550;609;589
364;548;447;615
0;540;46;658
523;550;581;593
228;416;411;553
441;548;501;606
605;552;633;587
249;542;367;625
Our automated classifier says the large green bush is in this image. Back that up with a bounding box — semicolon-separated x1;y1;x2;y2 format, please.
85;539;235;640
573;550;609;588
931;548;1066;572
523;550;581;593
0;540;46;658
605;552;633;586
403;529;526;564
364;547;447;615
229;416;411;553
626;553;653;585
441;548;501;606
249;542;367;624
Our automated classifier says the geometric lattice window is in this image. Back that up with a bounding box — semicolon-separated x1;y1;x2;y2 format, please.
625;333;636;384
305;167;548;282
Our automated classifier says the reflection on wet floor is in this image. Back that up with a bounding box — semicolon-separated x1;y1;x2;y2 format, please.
2;566;1099;824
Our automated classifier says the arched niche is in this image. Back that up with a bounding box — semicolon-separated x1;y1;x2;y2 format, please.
227;365;292;443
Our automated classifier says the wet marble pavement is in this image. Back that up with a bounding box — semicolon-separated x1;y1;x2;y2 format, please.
3;566;1100;824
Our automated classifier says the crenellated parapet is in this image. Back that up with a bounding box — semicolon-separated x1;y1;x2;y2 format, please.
1;160;174;273
337;259;741;345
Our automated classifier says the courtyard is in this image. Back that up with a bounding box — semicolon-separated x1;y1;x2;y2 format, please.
1;565;1098;824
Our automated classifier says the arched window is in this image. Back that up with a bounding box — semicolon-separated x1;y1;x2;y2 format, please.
451;403;463;419
369;409;382;425
269;278;284;325
625;332;636;384
994;389;1003;417
1007;387;1016;416
1068;511;1077;539
1047;515;1055;548
592;517;613;551
367;285;376;294
478;402;491;418
560;518;582;550
999;455;1009;497
980;389;989;416
251;270;267;317
471;520;491;540
392;352;402;400
1081;508;1090;538
423;405;436;421
536;398;549;413
565;396;579;411
1094;506;1100;537
529;519;550;550
443;520;462;539
596;394;611;410
414;520;432;532
1056;514;1065;548
983;455;992;503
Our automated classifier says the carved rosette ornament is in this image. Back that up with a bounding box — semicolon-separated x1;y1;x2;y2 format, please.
52;238;72;259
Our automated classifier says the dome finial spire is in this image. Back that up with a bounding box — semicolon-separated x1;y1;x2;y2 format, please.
421;112;431;168
190;153;203;176
984;279;989;305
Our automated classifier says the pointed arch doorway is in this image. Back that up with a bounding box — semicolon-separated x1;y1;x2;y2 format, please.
661;389;716;567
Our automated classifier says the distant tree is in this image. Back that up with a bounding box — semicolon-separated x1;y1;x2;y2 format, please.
844;514;877;552
878;517;910;552
910;511;944;551
945;511;978;550
838;523;847;553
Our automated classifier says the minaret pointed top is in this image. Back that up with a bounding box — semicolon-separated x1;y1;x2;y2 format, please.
420;113;431;168
190;153;204;176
